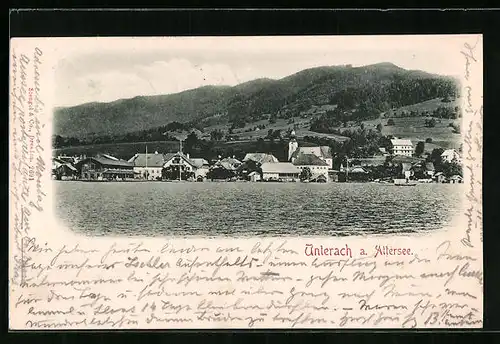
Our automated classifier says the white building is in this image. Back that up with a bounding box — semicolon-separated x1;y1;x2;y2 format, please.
391;139;414;157
292;153;330;182
441;149;462;164
190;158;210;180
163;152;197;178
161;153;211;180
128;151;165;180
261;162;300;181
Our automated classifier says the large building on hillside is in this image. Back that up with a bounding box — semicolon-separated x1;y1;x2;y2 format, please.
391;138;414;157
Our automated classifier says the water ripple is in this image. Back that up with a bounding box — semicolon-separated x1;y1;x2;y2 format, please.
54;181;463;237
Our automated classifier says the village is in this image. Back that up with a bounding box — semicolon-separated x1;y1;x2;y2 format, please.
52;131;463;184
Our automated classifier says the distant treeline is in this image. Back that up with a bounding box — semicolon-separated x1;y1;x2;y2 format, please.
231;77;458;130
53;121;199;148
388;105;460;119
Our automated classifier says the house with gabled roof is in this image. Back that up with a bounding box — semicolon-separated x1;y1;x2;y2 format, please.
292;153;330;182
449;174;463;184
290;146;333;169
162;152;197;180
190;158;210;180
243;153;279;164
76;154;135;180
441;149;462;164
220;157;242;169
129;151;165;180
162;152;211;180
52;157;78;180
287;130;333;169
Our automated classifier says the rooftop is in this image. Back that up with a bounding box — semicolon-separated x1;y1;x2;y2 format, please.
261;162;301;174
129;153;165;167
80;155;134;168
391;139;413;146
442;149;459;156
190;158;209;168
291;146;332;159
221;157;242;166
164;152;196;167
293;153;329;166
243;153;279;164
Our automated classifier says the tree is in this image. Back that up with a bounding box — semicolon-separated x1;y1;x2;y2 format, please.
376;123;383;132
387;119;395;126
429;148;444;169
441;161;463;178
184;131;199;153
425;118;436;128
449;123;460;134
425;137;433;143
207;166;235;181
299;167;312;181
210;129;224;142
267;129;274;140
415;141;425;157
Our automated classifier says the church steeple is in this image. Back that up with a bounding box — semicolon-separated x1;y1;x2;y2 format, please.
288;130;298;161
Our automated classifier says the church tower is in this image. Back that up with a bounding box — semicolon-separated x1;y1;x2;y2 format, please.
288;130;299;161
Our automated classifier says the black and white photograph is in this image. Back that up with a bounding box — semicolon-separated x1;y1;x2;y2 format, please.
10;31;484;330
50;36;467;238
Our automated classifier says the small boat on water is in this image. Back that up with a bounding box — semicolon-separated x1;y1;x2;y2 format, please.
394;178;417;186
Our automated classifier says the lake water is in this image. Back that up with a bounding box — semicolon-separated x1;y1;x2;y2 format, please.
54;181;463;237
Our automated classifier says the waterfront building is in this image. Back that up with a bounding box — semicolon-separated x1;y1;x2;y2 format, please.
77;154;135;180
52;157;78;180
292;153;330;182
190;158;210;180
449;175;463;184
248;171;261;182
434;172;446;183
261;162;300;181
163;152;197;180
128;150;165;180
339;165;370;182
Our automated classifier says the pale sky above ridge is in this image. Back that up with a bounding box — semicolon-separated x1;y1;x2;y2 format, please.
52;35;477;107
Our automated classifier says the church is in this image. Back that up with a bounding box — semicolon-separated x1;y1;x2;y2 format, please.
287;131;333;182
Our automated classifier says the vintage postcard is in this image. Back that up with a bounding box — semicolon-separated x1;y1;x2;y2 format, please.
9;35;483;329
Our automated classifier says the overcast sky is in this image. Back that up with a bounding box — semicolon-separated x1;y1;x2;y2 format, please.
53;35;475;107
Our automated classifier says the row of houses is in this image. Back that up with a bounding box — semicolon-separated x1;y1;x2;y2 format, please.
52;133;462;183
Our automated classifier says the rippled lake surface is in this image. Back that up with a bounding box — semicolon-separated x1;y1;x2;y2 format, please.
55;181;463;237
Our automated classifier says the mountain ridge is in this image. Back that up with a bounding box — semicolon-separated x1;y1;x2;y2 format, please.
53;62;457;138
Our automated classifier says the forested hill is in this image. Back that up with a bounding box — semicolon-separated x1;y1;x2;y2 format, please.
54;62;459;139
